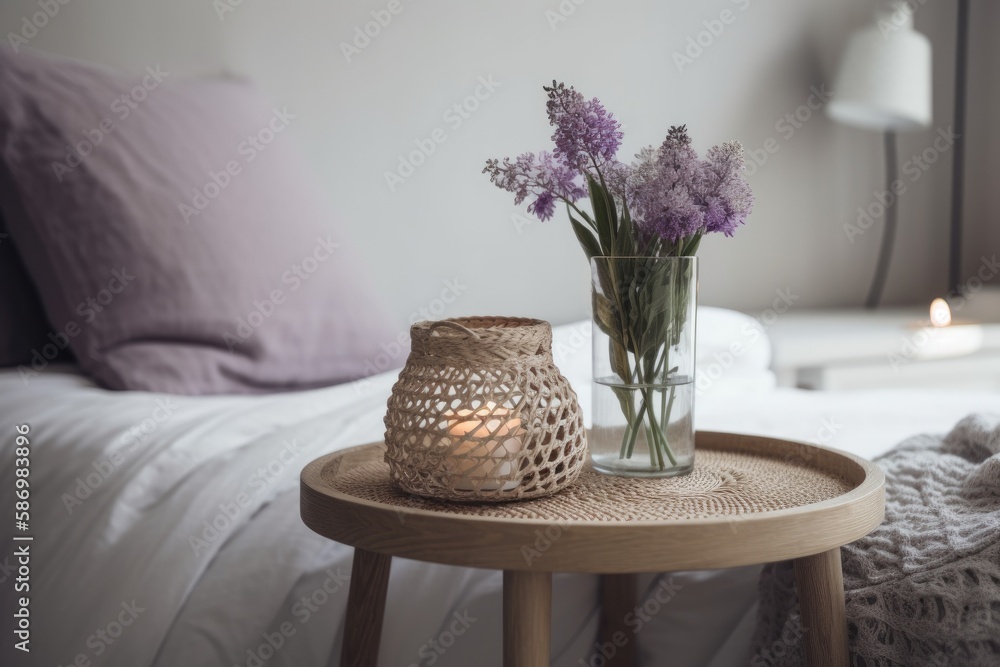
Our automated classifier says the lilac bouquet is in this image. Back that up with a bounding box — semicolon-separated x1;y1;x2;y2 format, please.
484;82;753;473
484;81;752;259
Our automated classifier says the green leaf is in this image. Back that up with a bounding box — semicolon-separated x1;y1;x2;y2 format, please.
679;233;703;257
593;256;614;298
592;292;624;346
575;208;598;230
586;174;617;256
609;338;632;383
609;385;634;442
614;200;636;258
569;214;602;261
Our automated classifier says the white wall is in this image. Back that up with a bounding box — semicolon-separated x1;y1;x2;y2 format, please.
2;0;995;330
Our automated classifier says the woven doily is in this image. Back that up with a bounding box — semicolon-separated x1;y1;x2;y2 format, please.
325;447;854;521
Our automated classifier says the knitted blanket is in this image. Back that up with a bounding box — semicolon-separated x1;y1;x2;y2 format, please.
751;413;1000;667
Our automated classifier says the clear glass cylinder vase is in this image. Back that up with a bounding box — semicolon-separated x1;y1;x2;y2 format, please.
590;256;697;477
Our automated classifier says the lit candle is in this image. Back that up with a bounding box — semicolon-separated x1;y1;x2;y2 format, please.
929;297;952;328
432;402;524;491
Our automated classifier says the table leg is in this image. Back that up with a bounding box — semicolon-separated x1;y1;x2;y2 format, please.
793;548;849;667
503;570;552;667
341;548;392;667
599;574;637;667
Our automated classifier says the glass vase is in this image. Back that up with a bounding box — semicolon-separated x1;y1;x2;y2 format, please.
590;256;697;477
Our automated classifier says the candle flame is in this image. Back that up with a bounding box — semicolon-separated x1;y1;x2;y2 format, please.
426;401;525;490
447;402;521;439
929;298;952;328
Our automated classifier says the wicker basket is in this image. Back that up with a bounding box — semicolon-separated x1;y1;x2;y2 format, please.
384;317;587;502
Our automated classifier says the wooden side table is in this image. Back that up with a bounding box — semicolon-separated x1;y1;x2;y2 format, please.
300;431;885;667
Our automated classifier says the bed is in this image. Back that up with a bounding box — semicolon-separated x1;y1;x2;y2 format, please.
2;319;998;667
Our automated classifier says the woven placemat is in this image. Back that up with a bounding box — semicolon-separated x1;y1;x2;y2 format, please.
325;448;855;522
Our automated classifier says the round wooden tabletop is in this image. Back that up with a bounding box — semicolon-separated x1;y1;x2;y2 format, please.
300;431;885;573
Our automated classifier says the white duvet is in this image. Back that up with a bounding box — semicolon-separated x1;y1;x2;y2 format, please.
1;316;997;667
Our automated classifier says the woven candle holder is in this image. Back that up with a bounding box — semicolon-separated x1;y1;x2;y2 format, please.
384;316;587;502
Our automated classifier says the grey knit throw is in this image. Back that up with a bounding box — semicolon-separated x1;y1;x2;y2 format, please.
751;413;1000;667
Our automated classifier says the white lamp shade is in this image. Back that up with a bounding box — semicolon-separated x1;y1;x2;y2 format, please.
828;17;932;132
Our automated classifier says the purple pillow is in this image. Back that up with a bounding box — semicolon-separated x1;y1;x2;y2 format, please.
0;47;397;394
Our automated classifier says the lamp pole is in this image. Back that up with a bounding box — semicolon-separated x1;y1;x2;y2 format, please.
948;0;970;295
866;132;898;308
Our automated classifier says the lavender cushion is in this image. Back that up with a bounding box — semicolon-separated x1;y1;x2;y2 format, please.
0;48;396;393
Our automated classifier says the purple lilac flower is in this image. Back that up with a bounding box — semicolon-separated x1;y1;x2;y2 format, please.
544;81;623;171
700;141;754;236
657;126;703;188
601;159;633;201
482;150;587;221
627;126;753;244
530;191;557;221
483;84;753;242
628;127;706;243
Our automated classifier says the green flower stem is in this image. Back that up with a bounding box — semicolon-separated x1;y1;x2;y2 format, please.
619;393;643;459
622;397;646;459
620;386;678;469
642;389;676;468
644;422;660;468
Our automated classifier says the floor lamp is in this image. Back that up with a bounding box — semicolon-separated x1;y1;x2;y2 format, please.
827;2;933;309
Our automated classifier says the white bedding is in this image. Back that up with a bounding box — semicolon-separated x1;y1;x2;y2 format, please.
1;318;997;667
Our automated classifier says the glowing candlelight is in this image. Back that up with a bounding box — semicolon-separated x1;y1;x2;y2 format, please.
432;402;524;491
929;298;952;328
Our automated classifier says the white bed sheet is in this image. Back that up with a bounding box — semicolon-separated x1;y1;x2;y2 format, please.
1;321;997;667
